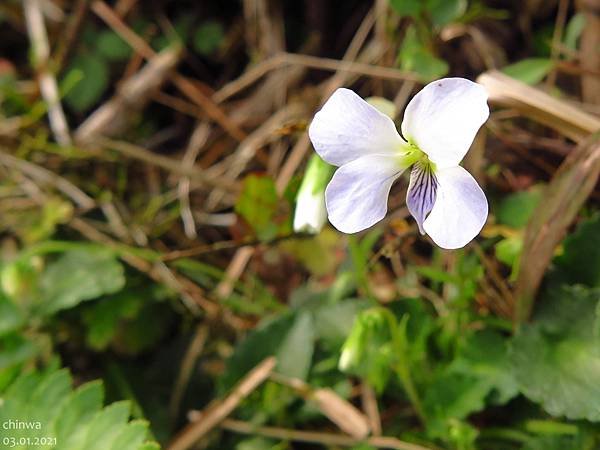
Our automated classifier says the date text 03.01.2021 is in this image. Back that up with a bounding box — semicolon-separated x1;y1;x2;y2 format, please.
2;436;58;448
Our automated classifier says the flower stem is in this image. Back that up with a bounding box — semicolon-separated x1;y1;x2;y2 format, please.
347;234;373;298
383;310;426;424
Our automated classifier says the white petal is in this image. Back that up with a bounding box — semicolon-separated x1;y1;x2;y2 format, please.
423;166;488;249
325;154;406;233
309;88;406;167
401;78;489;169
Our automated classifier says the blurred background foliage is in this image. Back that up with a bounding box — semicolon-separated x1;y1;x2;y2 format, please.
0;0;599;450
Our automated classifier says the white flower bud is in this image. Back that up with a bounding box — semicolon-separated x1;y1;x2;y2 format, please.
293;154;334;234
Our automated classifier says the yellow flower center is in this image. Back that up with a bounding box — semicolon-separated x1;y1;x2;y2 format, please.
400;140;436;172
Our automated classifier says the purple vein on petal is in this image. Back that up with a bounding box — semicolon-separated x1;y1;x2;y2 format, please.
406;162;439;234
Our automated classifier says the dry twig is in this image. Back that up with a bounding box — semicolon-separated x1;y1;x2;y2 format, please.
515;133;600;322
178;122;211;239
220;419;433;450
91;137;238;193
169;324;209;421
75;46;182;144
23;0;71;146
269;372;371;439
477;70;600;142
167;357;277;450
91;0;247;142
0;150;94;210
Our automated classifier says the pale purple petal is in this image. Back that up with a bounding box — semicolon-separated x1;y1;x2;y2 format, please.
309;88;407;167
406;162;439;234
401;78;489;169
423;166;488;249
325;154;406;233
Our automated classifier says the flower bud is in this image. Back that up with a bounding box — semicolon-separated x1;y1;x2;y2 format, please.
1;257;42;306
365;96;397;119
339;308;393;392
293;154;334;234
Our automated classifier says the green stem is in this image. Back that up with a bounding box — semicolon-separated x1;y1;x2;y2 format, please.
478;428;530;443
525;419;578;436
383;310;426;424
16;239;159;263
347;235;372;298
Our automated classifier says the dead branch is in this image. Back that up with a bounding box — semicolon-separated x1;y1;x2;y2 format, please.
75;46;182;144
167;357;277;450
23;0;71;146
515;133;600;323
477;70;600;142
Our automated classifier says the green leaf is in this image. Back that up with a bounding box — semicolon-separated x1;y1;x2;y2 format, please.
83;290;144;351
138;443;161;450
509;285;600;421
398;26;448;81
452;330;519;405
36;248;125;315
425;330;517;438
96;31;132;61
404;50;449;82
54;381;104;447
416;266;458;284
555;214;600;287
0;333;38;370
313;299;372;350
0;74;30;115
275;312;315;379
496;186;544;228
502;58;554;85
83;401;131;450
280;229;340;276
17;196;74;244
63;54;109;112
193;21;224;56
389;0;422;18
113;302;174;355
235;174;286;241
29;368;72;425
495;236;523;281
424;372;490;433
426;0;467;26
0;367;159;449
564;13;585;51
109;420;149;450
82;282;173;355
0;293;23;337
222;311;314;390
495;236;522;268
393;299;436;370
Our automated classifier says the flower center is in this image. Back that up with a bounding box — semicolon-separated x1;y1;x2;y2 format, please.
400;140;436;173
